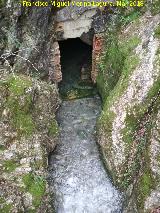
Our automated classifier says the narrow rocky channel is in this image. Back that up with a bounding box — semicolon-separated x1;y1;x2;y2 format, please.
48;96;122;212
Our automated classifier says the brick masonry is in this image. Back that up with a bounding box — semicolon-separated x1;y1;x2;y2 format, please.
49;41;62;83
92;33;105;83
53;33;105;84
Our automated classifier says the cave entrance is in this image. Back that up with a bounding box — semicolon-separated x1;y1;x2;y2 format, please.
58;38;97;99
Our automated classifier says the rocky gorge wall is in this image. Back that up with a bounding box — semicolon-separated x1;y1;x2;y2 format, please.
0;68;60;212
97;10;160;212
0;0;62;82
0;1;62;211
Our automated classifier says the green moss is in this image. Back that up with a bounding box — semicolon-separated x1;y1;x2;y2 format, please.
119;10;141;26
22;173;46;208
0;197;13;213
136;154;155;210
97;27;140;104
0;145;6;152
120;76;160;188
4;74;35;136
97;13;141;103
0;203;12;213
150;0;160;15
48;119;59;137
11;111;35;136
120;81;160;190
97;110;117;182
154;25;160;39
99;50;140;123
3;160;19;173
7;75;32;96
121;112;138;146
0;0;5;8
139;172;152;197
97;29;123;102
97;29;141;185
28;209;36;213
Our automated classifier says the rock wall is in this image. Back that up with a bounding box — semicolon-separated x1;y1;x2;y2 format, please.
0;1;62;211
97;12;160;212
0;0;62;82
0;69;60;212
54;1;110;44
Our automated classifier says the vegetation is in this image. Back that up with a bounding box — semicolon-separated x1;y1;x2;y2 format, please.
97;24;140;104
1;71;60;141
136;148;156;210
0;0;5;8
0;197;12;213
4;74;35;136
0;73;58;211
3;159;19;173
150;0;160;15
96;13;142;187
48;119;59;136
154;25;160;39
0;144;6;151
22;173;46;208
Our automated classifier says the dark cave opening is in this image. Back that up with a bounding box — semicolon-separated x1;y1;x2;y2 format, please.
58;38;97;99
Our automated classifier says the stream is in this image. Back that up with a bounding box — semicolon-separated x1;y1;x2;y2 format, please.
48;96;122;213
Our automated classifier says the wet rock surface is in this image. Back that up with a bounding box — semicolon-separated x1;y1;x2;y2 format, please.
48;96;122;213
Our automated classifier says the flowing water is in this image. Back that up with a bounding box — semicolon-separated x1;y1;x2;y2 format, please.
48;96;122;213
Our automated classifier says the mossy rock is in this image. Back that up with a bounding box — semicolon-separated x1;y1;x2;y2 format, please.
22;173;46;208
3;74;35;136
97;24;140;103
48;119;59;137
150;0;160;15
154;25;160;39
97;12;160;212
0;0;5;8
3;159;19;173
